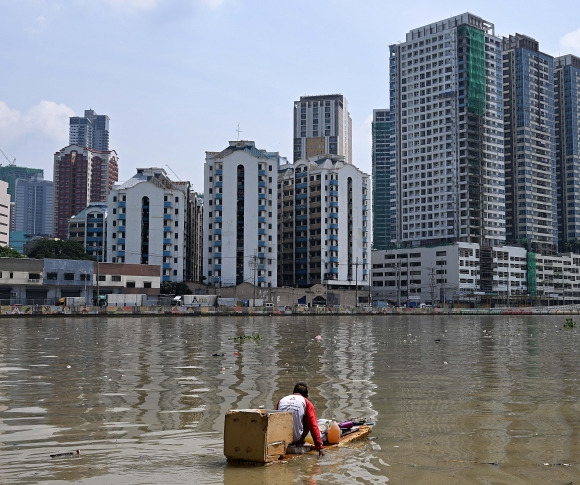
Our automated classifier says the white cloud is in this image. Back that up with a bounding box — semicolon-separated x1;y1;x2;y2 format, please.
561;28;580;55
0;101;74;143
105;0;157;10
25;15;47;34
105;0;223;11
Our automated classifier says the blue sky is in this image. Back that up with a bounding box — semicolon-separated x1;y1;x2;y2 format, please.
2;0;580;192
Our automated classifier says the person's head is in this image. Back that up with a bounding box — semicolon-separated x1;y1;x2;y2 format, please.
293;382;309;398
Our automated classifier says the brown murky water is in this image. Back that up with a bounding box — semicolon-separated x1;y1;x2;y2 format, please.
1;314;580;484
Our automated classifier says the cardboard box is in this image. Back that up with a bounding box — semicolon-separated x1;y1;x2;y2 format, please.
224;409;294;463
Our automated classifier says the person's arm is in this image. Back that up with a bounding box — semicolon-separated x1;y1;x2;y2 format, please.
304;399;324;455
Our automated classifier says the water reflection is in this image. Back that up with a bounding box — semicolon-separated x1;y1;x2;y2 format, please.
1;314;580;483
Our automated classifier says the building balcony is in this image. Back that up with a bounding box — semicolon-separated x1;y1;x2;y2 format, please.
163;238;171;244
164;201;172;207
118;238;125;244
163;263;171;269
162;275;171;281
258;241;266;247
215;228;222;235
164;214;172;220
117;226;126;232
119;213;126;220
117;251;125;257
216;169;222;175
163;251;171;256
215;205;222;211
214;240;222;246
163;226;172;232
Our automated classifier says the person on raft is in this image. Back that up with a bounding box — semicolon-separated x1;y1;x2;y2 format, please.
276;382;325;456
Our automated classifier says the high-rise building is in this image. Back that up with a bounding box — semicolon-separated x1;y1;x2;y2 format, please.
0;180;9;246
13;175;53;236
0;165;43;201
503;34;556;253
53;145;118;239
293;94;352;164
204;140;282;288
554;54;580;248
69;109;110;151
389;13;505;250
372;109;391;250
107;168;190;282
278;155;370;291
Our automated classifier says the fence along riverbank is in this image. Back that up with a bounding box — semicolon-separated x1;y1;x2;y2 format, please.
3;303;580;317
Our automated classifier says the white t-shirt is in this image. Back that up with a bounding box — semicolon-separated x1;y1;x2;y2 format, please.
277;394;306;442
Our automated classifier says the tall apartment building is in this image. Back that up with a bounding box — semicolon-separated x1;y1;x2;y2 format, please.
107;168;190;282
68;202;107;262
0;180;9;246
13;175;53;236
278;155;370;289
503;34;556;253
69;109;110;151
293;94;352;164
554;55;580;248
389;13;505;250
53;145;118;239
204;141;282;288
0;165;43;201
372;109;391;250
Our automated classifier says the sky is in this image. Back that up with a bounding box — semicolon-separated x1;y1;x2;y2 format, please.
2;0;580;193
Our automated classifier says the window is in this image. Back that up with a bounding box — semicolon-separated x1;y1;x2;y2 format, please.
126;281;136;288
112;275;121;282
144;282;152;288
98;275;106;281
64;273;74;281
80;273;91;281
47;272;57;280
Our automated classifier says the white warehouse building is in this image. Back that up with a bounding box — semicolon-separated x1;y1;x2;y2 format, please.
371;243;527;306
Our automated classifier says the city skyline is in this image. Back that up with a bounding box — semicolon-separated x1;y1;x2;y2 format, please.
3;1;580;192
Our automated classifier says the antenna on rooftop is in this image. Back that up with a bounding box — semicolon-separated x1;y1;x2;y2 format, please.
236;123;243;140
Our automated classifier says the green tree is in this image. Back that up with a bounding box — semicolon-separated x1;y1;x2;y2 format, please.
0;246;25;258
27;239;94;260
160;281;193;295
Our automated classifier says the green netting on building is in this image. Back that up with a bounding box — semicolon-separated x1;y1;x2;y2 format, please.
527;252;537;296
461;25;486;116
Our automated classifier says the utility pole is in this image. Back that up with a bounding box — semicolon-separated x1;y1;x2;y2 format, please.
249;249;258;306
430;266;436;305
396;261;401;308
355;257;359;308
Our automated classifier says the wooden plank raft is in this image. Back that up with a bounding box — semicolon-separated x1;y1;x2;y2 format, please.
280;425;372;460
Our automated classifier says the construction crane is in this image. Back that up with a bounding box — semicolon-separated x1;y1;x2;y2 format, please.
165;164;181;180
0;147;16;166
